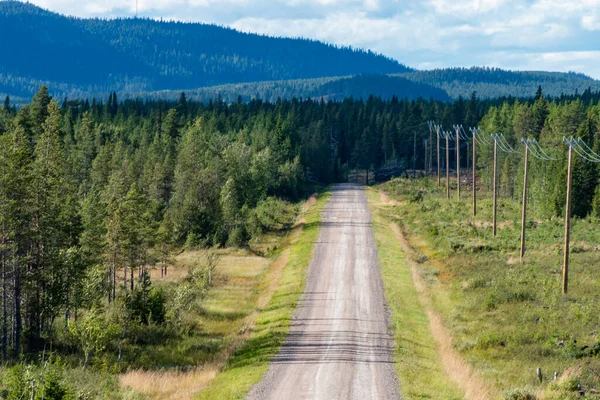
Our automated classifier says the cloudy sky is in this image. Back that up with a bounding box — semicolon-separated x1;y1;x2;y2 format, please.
28;0;600;78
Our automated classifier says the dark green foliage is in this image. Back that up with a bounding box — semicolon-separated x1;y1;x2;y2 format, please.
2;362;70;400
3;79;600;389
3;3;600;105
0;1;408;100
316;74;450;102
125;271;166;325
247;198;297;239
400;67;600;100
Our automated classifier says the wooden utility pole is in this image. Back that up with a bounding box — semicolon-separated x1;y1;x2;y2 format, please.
471;128;477;216
429;126;433;175
520;140;530;262
423;139;428;173
437;125;441;187
446;132;450;200
563;137;575;294
413;131;417;179
492;134;498;236
455;125;461;200
467;142;470;170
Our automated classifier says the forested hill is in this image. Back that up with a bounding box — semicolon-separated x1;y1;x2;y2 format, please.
0;1;409;97
2;1;600;104
399;68;600;99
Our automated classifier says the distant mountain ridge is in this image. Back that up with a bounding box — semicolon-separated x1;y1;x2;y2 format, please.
0;1;408;96
1;1;599;104
398;68;600;99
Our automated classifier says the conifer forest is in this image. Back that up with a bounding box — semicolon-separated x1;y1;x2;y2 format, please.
3;83;600;397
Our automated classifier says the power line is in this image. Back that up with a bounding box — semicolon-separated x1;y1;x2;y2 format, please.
529;139;557;161
497;134;519;154
495;137;515;154
574;139;600;162
527;143;554;161
572;143;600;163
458;125;471;140
471;128;491;146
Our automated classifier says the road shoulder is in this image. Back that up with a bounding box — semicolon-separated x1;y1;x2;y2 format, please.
366;187;467;399
196;191;329;400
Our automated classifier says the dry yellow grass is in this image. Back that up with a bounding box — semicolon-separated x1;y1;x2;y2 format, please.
390;222;491;400
120;367;218;400
121;194;320;400
378;190;402;206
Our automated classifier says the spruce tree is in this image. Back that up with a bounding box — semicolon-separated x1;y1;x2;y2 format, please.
0;123;32;358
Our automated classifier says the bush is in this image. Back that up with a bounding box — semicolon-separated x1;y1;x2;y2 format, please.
2;362;71;400
247;197;296;239
227;226;248;247
125;271;166;325
69;307;120;368
503;387;536;400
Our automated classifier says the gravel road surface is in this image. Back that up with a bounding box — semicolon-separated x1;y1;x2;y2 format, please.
247;184;400;400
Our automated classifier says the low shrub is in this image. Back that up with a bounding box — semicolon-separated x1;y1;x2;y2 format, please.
503;387;536;400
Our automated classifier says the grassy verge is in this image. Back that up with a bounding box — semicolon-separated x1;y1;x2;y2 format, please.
195;191;329;399
116;193;327;399
378;177;600;399
366;188;465;399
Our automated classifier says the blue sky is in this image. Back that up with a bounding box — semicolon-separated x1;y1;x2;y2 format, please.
29;0;600;78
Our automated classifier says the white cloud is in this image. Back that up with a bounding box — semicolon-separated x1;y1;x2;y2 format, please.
582;11;600;30
428;0;508;17
25;0;600;79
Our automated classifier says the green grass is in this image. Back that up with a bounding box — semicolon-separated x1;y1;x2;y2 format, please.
0;195;320;400
366;188;464;399
378;177;600;398
196;191;329;399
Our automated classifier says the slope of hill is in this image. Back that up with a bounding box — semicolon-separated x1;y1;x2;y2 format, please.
119;74;451;103
1;1;599;104
399;67;600;99
118;69;599;105
0;0;409;98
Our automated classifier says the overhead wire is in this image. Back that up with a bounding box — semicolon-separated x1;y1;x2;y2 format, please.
573;141;600;162
498;135;519;154
576;139;600;161
572;143;600;163
474;131;491;146
530;140;557;161
495;136;516;154
527;143;554;161
458;125;471;140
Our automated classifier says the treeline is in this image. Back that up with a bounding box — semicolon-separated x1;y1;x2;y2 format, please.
476;90;600;220
3;84;590;364
399;67;600;99
0;1;408;99
0;87;494;361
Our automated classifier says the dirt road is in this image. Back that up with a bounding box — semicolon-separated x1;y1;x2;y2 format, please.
248;184;400;400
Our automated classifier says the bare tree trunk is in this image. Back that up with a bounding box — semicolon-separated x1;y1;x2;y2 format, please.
112;259;116;301
14;261;21;357
1;251;7;360
107;263;112;304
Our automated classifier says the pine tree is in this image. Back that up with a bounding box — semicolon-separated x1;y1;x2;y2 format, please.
0;123;32;358
29;86;52;138
28;100;77;350
120;183;155;291
571;115;598;217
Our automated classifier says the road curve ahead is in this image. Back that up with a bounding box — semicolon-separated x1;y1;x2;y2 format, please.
248;184;400;400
